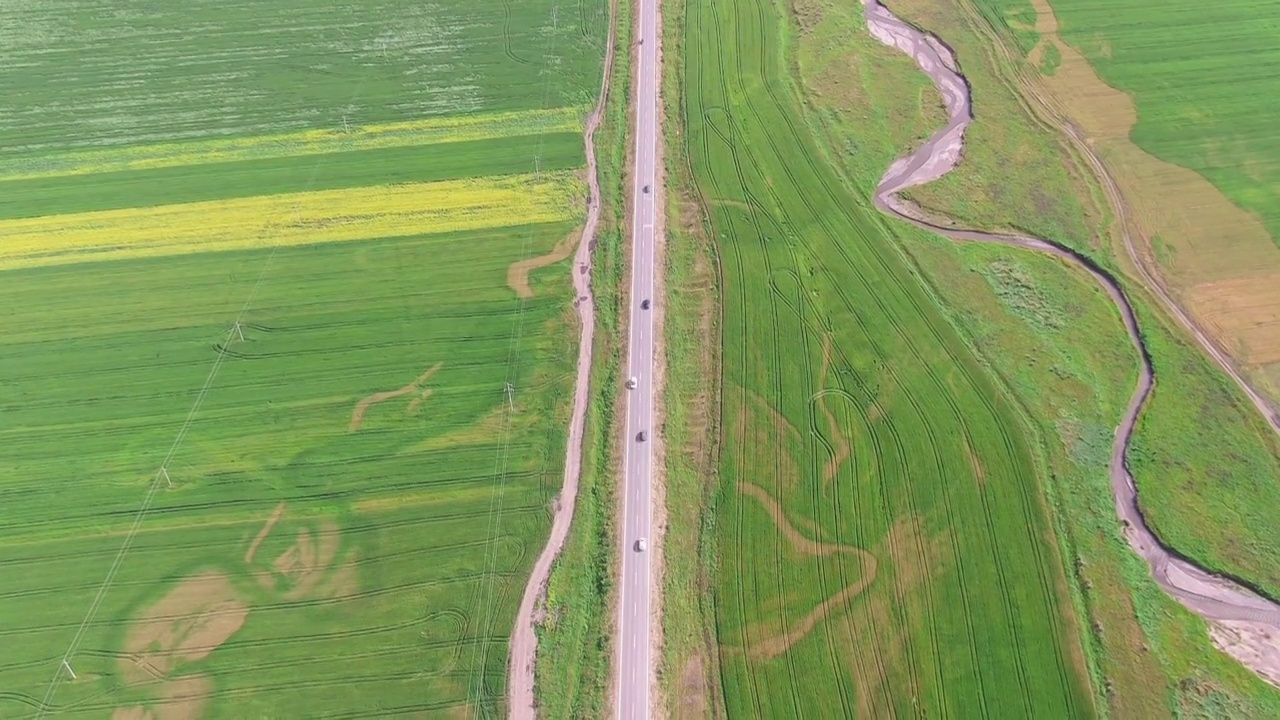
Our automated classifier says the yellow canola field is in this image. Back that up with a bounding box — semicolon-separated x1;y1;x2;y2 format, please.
0;171;582;271
0;106;585;181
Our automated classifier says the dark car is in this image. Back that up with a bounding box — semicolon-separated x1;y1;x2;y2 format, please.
643;185;650;194
641;299;651;310
637;431;646;442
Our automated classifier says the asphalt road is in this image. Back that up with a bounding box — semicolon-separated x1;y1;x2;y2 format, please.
616;0;659;717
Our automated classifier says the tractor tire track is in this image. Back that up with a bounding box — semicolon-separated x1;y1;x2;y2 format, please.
862;0;1280;684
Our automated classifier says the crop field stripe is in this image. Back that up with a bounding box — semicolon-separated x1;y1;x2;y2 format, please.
0;171;584;272
29;70;381;719
0;132;586;221
0;107;587;182
465;2;570;711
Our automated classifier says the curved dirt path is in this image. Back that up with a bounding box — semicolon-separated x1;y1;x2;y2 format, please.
862;0;1280;680
506;1;618;716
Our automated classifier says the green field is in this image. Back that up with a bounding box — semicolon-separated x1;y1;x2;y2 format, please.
681;0;1093;715
775;0;1280;714
1016;0;1280;248
0;0;607;717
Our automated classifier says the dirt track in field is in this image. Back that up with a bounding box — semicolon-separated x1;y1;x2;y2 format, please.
348;363;442;431
120;572;248;688
506;0;619;713
863;0;1280;686
728;482;878;660
508;226;582;299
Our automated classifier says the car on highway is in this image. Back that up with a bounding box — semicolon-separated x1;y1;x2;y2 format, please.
636;430;646;442
643;185;650;194
635;538;647;552
626;376;638;389
641;299;651;309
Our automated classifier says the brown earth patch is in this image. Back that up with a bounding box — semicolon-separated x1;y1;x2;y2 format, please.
963;437;986;486
730;481;879;660
742;565;877;662
675;654;709;718
1188;273;1280;365
349;362;443;431
112;672;213;720
507;226;581;299
274;521;342;599
404;388;434;417
737;482;860;558
403;405;508;454
817;334;853;486
842;516;950;716
120;572;248;687
313;551;360;601
243;502;286;564
730;385;806;499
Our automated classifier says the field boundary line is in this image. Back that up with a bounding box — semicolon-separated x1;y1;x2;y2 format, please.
32;75;373;718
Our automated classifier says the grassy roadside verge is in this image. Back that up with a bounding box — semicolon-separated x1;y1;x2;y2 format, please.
789;0;1280;714
656;0;725;716
531;0;632;715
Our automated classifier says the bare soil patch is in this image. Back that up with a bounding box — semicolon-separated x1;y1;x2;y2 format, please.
963;437;986;486
731;385;806;500
737;482;863;558
263;520;342;600
730;481;879;659
817;334;852;485
349;362;443;431
314;551;360;601
675;655;709;719
403;405;507;455
842;516;950;716
1189;272;1280;365
507;226;582;299
146;674;213;720
243;502;286;564
120;572;248;687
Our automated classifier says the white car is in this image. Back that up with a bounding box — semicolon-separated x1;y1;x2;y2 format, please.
626;376;638;389
635;538;647;552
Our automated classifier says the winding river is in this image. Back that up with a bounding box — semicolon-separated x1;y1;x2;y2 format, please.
862;0;1280;683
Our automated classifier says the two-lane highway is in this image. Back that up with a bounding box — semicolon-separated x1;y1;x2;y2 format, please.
616;0;660;717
